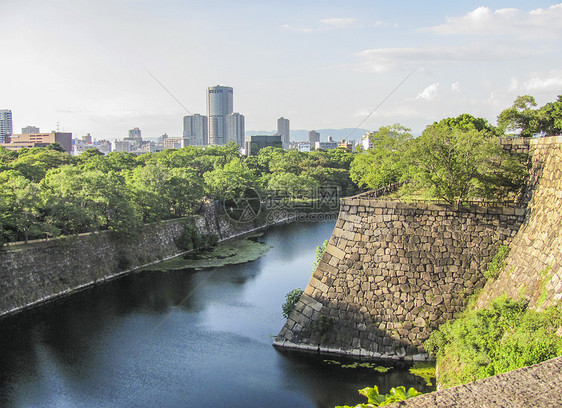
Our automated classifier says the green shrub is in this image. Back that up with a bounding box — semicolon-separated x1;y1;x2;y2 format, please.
282;288;303;319
175;223;218;251
425;296;562;388
313;239;329;270
484;245;511;280
336;385;422;407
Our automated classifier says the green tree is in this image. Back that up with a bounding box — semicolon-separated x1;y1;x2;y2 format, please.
10;148;74;182
268;150;306;175
436;113;497;134
78;148;104;163
46;142;66;152
266;172;319;199
536;95;562;136
497;95;540;137
128;164;174;222
405;124;511;204
350;124;412;189
42;166;141;235
0;170;58;242
203;158;258;200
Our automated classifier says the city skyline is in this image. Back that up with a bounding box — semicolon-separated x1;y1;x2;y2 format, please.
2;1;562;140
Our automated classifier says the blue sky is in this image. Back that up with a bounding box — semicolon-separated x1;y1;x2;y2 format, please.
3;0;562;140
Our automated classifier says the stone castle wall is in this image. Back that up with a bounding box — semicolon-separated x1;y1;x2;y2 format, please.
476;136;562;310
0;203;291;318
275;200;524;360
275;136;562;362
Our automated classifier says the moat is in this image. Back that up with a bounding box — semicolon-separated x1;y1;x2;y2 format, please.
0;221;433;408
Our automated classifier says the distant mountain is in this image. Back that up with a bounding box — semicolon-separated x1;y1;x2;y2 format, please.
245;128;371;143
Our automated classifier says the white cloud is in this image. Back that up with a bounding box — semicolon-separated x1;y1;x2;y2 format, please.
282;17;362;33
281;24;315;33
320;17;361;29
426;4;562;39
417;83;439;101
371;20;398;28
508;78;520;92
355;44;545;73
502;71;562;93
451;82;461;92
524;73;562;91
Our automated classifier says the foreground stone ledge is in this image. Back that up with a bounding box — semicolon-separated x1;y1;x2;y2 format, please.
390;356;562;408
272;340;432;362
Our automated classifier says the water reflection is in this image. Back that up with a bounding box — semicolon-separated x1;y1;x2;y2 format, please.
0;221;434;408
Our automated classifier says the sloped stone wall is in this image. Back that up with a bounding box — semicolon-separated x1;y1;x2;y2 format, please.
0;203;293;318
275;200;524;360
476;136;562;310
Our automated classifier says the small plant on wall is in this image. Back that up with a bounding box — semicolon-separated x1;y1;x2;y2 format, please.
484;245;511;280
282;288;303;319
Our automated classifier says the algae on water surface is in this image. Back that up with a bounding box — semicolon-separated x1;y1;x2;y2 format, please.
142;236;271;271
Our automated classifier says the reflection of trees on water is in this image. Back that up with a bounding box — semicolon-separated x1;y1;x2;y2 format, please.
0;252;267;402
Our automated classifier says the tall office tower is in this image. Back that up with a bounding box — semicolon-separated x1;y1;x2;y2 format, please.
207;85;233;145
183;114;208;146
0;110;13;143
309;130;320;146
277;117;290;148
226;112;245;147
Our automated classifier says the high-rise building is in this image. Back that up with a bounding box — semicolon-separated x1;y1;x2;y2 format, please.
22;126;40;134
277;117;290;148
0;110;13;143
207;85;233;145
226;112;245;147
309;130;320;146
183;114;208;146
124;127;142;150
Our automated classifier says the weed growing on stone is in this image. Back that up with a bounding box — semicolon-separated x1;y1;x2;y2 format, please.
484;245;511;280
282;288;303;319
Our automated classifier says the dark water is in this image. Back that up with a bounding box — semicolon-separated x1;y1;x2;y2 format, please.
0;221;434;408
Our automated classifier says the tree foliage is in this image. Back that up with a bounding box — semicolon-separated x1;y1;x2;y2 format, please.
405;123;526;204
350;124;412;189
498;94;562;137
425;297;562;388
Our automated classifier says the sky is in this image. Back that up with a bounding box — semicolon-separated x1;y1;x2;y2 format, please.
3;0;562;141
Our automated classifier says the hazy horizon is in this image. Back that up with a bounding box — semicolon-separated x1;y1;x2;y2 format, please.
3;1;561;140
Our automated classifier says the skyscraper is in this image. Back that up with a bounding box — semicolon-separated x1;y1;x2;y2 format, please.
183;114;208;146
309;130;320;146
277;117;290;148
226;112;245;147
0;110;13;143
207;85;233;145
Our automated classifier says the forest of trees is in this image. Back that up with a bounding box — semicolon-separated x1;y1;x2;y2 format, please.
1;94;560;245
351;95;562;204
0;143;355;244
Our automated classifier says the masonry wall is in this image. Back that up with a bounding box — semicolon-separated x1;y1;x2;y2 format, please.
275;200;524;360
476;136;562;310
0;202;290;318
